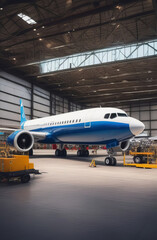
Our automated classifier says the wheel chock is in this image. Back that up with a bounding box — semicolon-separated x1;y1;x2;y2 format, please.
89;159;96;167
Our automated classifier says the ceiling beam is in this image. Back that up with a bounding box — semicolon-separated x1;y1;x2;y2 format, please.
2;9;154;48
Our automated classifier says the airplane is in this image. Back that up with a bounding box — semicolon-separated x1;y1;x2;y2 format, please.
0;99;145;166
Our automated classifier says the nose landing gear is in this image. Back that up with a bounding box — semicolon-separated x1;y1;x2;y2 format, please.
104;156;117;166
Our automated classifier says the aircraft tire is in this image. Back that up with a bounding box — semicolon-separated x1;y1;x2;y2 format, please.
55;149;61;157
105;157;112;166
77;150;81;156
85;150;89;157
133;155;143;164
111;157;117;166
61;149;67;157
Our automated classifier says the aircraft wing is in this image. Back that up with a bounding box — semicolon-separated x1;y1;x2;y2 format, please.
0;128;17;133
0;128;47;139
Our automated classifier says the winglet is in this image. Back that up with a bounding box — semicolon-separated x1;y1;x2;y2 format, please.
20;99;27;128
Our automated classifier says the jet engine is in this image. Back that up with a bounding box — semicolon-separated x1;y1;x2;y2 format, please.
120;140;130;151
7;130;34;152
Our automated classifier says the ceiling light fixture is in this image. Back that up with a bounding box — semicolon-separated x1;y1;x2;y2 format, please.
39;38;43;41
0;7;3;10
116;5;122;10
17;13;37;25
33;28;36;31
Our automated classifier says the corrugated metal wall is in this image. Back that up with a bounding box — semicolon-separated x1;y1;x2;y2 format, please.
0;71;81;128
122;103;157;137
1;70;157;137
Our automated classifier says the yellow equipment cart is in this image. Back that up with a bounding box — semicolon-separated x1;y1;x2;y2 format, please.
0;155;40;183
123;151;157;169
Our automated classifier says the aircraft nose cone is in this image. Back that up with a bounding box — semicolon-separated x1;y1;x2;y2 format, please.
129;119;145;136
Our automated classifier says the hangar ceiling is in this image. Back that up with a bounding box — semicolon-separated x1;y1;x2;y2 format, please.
0;0;157;108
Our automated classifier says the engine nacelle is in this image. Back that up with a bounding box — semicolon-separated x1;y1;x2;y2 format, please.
120;140;130;152
7;130;34;152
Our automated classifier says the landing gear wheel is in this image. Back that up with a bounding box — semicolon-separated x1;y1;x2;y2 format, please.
105;157;116;166
61;149;67;157
21;174;30;183
133;155;143;164
85;150;89;157
77;150;81;156
55;149;61;157
111;157;117;166
105;157;112;166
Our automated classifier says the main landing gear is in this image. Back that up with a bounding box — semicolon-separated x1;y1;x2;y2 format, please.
77;149;89;157
55;149;67;157
104;156;117;166
77;145;89;157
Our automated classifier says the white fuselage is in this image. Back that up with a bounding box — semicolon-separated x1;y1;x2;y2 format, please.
23;107;144;145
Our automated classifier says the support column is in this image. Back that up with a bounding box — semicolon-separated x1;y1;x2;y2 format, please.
50;92;52;115
31;83;34;119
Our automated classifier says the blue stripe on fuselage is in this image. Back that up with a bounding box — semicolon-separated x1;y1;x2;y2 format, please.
29;121;133;145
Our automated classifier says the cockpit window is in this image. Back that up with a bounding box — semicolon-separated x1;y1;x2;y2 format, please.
104;113;110;119
118;113;127;117
110;113;117;119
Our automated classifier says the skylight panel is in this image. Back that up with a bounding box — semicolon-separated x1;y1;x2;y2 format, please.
40;39;157;74
17;13;37;25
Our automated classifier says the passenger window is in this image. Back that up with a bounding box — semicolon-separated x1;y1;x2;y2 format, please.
72;120;74;123
110;113;117;119
79;119;81;122
76;119;78;122
104;113;110;119
69;120;71;123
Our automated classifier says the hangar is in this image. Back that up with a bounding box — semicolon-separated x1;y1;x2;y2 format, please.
0;1;157;240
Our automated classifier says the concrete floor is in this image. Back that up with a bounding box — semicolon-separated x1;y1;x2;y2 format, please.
0;149;157;240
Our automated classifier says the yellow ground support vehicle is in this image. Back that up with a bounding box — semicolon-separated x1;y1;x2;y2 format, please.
0;142;40;183
123;151;157;169
0;155;40;183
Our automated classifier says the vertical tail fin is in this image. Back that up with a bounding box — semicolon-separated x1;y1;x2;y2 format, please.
20;99;27;128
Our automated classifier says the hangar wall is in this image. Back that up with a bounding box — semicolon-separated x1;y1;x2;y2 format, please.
0;71;81;128
0;70;157;137
123;103;157;137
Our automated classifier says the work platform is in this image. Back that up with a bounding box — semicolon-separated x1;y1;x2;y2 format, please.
123;151;157;169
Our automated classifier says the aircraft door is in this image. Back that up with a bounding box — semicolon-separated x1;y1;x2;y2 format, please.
84;122;91;128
